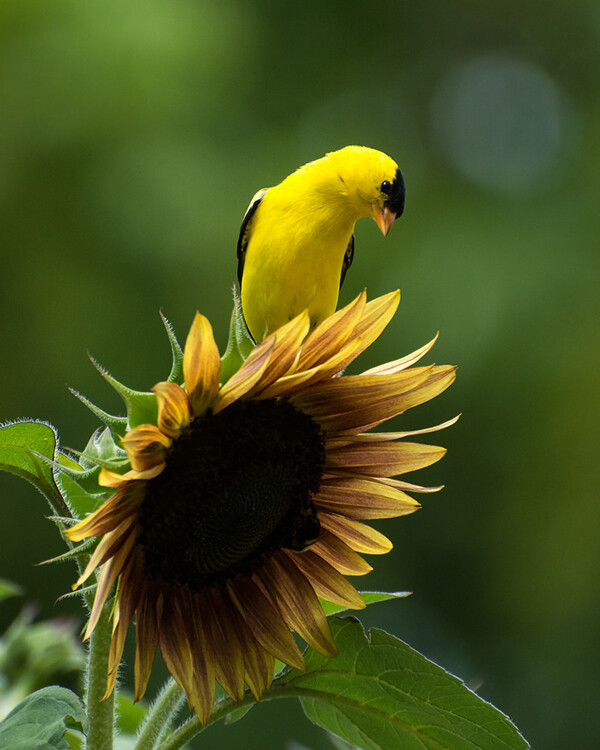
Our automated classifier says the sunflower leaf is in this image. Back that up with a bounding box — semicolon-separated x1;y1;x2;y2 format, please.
320;590;411;616
275;617;529;750
0;686;85;750
0;421;70;517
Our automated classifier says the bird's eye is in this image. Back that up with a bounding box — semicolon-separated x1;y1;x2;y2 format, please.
380;180;392;194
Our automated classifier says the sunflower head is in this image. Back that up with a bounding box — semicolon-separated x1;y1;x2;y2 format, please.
65;291;456;724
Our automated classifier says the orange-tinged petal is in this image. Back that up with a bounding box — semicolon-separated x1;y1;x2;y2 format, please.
186;595;216;725
249;311;310;398
297;292;367;371
64;485;142;541
213;337;275;413
105;554;144;698
99;463;164;488
318;513;393;554
184;312;221;416
84;525;137;639
158;592;195;710
227;577;305;670
283;548;365;610
310;530;373;576
206;588;246;702
315;476;420;519
340;414;461;443
152;382;193;439
325;441;447;477
73;517;135;590
134;581;160;702
258;554;337;658
120;424;171;471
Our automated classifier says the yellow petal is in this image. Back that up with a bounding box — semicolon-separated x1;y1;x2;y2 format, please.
318;513;393;554
362;334;439;375
99;463;164;488
152;382;193;439
134;583;160;702
213;337;275;413
325;441;447;477
120;424;171;472
315;476;420;519
183;312;221;416
310;530;373;576
297;292;367;371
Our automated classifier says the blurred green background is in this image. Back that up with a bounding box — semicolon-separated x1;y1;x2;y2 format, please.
1;1;599;747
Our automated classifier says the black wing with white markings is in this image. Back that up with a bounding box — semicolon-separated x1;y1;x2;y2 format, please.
237;188;268;286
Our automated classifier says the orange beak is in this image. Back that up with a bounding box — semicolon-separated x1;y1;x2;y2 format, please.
372;205;396;237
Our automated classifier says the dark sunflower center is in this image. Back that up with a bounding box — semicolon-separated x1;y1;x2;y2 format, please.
138;398;325;591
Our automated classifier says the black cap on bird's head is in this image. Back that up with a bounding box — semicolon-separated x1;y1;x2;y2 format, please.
373;167;406;237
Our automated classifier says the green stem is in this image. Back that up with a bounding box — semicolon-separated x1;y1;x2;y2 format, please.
85;605;115;750
155;694;256;750
136;679;186;750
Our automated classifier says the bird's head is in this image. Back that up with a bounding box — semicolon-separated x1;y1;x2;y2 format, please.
328;146;406;237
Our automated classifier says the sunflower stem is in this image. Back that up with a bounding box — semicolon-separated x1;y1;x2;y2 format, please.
136;679;185;750
85;604;115;750
154;694;257;750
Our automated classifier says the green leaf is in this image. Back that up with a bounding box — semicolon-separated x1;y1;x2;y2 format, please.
321;590;411;617
0;686;85;750
276;617;529;750
223;703;254;725
0;421;69;516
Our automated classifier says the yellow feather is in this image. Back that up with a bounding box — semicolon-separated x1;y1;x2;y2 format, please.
239;146;404;341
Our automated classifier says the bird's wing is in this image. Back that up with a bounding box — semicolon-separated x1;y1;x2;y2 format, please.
339;234;355;288
237;188;269;285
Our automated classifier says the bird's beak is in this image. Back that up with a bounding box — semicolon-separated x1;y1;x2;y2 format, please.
372;205;396;237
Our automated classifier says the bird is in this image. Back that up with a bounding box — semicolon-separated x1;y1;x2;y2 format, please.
237;145;405;341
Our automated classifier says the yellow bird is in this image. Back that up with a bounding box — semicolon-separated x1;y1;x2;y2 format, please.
237;145;405;341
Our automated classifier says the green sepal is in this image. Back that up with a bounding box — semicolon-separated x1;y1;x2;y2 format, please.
78;426;127;468
69;387;128;438
38;536;97;567
88;355;158;429
161;310;184;384
220;285;255;384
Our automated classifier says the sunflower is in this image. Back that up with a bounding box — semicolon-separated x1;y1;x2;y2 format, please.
65;290;456;724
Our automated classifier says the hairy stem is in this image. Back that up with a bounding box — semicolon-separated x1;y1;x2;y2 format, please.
136;679;186;750
85;606;115;750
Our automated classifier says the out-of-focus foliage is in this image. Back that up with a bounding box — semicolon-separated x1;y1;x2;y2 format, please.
1;1;598;748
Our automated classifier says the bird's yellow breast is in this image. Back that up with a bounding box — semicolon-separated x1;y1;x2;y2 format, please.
241;172;359;340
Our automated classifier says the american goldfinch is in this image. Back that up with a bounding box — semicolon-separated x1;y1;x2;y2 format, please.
237;145;405;341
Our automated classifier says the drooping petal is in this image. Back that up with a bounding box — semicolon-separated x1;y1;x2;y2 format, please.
158;592;195;713
206;587;246;702
183;312;221;416
282;548;365;610
226;577;305;670
120;424;171;471
134;580;160;702
258;553;337;657
84;524;137;639
152;382;193;439
186;594;216;725
105;553;144;698
340;414;461;442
